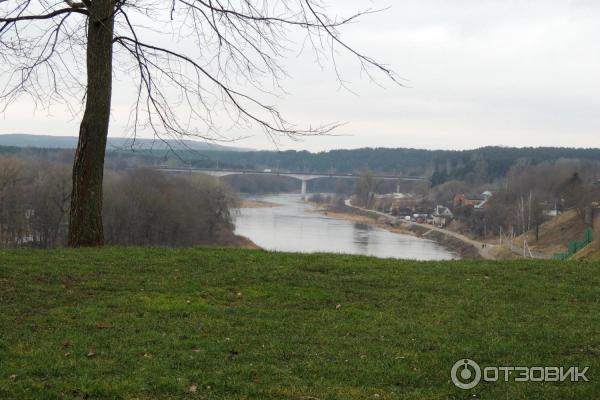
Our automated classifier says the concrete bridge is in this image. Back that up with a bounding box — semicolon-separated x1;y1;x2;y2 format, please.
155;168;426;196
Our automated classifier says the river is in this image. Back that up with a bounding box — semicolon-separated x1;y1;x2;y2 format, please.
234;194;457;260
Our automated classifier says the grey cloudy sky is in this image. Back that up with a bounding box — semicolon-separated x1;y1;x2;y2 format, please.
2;0;599;151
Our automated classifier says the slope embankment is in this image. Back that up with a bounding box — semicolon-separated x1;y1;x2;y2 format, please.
514;209;599;259
1;248;599;399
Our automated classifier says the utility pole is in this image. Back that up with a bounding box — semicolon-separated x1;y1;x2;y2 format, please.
520;197;526;235
528;191;532;233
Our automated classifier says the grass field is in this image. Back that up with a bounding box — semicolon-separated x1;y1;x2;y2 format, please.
1;248;599;399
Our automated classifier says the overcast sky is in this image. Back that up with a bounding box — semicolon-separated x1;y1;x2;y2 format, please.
2;0;599;152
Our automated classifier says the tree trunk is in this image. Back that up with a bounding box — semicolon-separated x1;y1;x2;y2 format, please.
68;0;115;247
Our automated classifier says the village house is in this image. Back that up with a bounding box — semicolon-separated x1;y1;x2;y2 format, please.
432;205;453;228
393;207;414;217
390;193;418;215
474;191;493;209
453;192;492;210
540;199;562;217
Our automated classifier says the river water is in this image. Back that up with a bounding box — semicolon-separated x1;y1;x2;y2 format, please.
234;194;457;260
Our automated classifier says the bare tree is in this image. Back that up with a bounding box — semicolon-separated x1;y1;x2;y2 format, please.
28;163;71;247
1;0;396;246
354;169;381;208
0;157;26;245
102;169;238;246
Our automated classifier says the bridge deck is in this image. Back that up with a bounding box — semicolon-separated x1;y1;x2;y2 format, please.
155;168;426;181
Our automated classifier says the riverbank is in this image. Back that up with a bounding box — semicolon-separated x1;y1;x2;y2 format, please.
238;199;279;208
203;230;260;249
313;203;482;259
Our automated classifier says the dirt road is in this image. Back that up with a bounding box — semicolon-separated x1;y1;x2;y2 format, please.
344;200;497;260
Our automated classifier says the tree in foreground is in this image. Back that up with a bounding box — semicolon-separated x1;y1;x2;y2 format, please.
1;0;396;246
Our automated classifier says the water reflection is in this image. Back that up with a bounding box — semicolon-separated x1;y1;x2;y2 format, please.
234;194;457;260
352;223;372;251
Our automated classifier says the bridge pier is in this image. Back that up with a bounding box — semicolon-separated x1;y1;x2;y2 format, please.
150;169;427;196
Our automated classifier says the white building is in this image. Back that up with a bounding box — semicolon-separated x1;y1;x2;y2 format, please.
432;205;454;227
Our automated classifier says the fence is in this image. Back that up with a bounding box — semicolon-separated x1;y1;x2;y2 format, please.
554;228;594;260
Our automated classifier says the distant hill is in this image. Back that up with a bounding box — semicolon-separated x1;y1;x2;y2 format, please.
3;136;600;186
0;134;250;152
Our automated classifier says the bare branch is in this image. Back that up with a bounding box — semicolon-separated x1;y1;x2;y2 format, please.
2;0;398;146
1;7;86;32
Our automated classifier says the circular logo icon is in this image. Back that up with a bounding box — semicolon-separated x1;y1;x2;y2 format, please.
451;359;481;389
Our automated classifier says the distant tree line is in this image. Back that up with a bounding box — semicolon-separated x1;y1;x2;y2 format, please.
5;145;600;187
0;157;71;247
193;147;600;182
222;175;299;194
0;156;238;248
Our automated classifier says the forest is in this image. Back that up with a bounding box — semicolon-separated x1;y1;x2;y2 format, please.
191;146;600;184
5;145;600;188
0;156;237;248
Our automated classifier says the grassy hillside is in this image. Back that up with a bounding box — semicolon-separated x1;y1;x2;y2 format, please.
1;248;599;399
515;210;600;260
573;239;600;261
517;210;587;254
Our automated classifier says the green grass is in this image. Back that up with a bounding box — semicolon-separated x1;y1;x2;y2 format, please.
1;248;599;399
